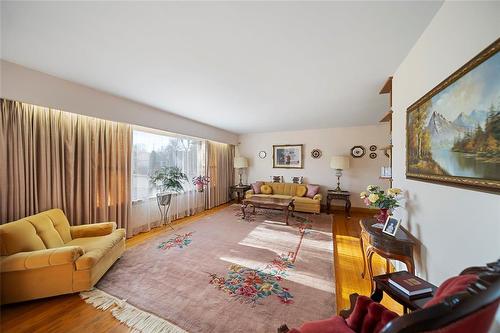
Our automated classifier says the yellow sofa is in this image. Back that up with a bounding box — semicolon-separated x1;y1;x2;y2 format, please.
245;182;322;214
0;209;125;304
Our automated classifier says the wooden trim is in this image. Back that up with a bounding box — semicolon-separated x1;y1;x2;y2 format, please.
380;110;392;123
379;76;393;94
323;204;378;214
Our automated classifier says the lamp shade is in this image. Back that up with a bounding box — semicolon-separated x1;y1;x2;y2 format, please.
234;157;248;168
330;156;350;170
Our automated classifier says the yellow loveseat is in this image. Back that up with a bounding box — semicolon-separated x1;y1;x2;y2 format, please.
0;209;125;304
245;182;322;214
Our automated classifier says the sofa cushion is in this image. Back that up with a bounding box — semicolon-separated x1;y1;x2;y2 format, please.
66;229;125;270
271;194;293;200
306;184;320;198
261;184;273;194
43;209;72;243
292;196;319;204
0;219;47;255
296;185;307;197
25;214;65;249
252;181;264;194
268;182;300;196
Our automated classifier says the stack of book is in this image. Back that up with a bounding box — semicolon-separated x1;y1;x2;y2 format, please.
388;272;433;298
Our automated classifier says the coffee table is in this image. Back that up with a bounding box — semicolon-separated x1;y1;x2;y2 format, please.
241;197;295;225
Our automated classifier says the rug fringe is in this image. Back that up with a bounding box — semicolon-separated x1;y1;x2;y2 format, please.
80;289;187;333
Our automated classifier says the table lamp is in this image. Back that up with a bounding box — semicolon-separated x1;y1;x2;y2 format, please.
234;157;248;186
330;156;350;191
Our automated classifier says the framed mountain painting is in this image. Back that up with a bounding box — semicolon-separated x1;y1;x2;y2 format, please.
406;38;500;193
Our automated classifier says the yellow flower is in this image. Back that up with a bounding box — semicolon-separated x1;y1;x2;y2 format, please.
260;283;273;292
387;188;402;196
368;194;379;203
360;191;368;199
366;185;376;191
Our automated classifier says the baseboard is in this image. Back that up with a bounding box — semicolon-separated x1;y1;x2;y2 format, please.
322;204;378;215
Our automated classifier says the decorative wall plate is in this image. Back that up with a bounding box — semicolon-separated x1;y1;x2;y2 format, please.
311;149;322;159
369;145;377;151
350;146;366;158
258;151;267;159
369;152;377;159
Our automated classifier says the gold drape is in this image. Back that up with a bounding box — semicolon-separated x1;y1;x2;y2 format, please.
0;99;131;230
205;141;235;209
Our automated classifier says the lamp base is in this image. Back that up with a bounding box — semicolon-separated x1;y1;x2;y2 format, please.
238;170;243;186
334;171;343;192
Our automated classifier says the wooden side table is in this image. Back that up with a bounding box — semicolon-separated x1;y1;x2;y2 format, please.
371;272;437;314
326;190;351;218
360;218;416;292
229;185;251;203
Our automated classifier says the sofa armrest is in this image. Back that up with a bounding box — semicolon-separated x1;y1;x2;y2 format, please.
70;222;117;238
245;189;254;198
313;193;322;201
0;246;84;272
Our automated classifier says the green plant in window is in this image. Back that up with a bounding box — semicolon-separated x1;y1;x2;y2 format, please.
149;166;188;193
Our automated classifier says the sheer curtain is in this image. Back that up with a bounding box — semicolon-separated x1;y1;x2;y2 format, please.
0;99;132;229
205;141;235;209
129;128;205;236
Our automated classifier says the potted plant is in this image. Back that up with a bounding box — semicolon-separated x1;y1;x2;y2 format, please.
192;175;210;192
149;166;188;209
360;185;402;222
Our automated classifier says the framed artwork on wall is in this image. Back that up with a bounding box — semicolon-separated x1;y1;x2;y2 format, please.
273;144;303;169
406;38;500;193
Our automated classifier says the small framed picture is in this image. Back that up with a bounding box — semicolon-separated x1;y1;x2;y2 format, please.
382;216;401;236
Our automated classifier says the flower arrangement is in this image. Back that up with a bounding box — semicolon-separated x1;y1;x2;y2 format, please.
192;175;210;192
360;185;402;221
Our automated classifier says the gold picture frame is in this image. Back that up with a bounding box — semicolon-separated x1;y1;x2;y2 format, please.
273;144;303;169
406;38;500;193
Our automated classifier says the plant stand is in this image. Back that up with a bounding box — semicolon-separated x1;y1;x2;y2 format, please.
157;193;174;231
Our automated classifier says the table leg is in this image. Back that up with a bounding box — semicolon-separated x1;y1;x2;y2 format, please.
403;257;415;275
346;199;351;219
241;203;247;219
370;285;383;303
366;247;376;292
290;202;295;217
360;236;367;279
284;207;290;225
327;197;331;214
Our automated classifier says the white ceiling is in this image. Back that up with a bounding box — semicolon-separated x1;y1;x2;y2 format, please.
1;1;442;134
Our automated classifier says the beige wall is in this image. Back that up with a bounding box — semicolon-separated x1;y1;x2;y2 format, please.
238;124;390;207
0;60;238;144
392;1;500;285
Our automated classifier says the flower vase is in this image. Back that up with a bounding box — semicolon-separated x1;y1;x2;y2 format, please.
195;183;204;192
376;208;389;222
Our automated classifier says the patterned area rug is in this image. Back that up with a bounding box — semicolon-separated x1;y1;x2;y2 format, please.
83;204;335;332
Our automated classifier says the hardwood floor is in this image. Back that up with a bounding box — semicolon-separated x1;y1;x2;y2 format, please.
332;210;402;314
1;204;400;332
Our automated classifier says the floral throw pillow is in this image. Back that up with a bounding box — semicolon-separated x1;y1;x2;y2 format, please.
252;181;264;194
306;184;320;198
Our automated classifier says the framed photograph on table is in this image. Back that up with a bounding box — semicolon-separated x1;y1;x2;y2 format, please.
273;144;303;169
382;216;401;236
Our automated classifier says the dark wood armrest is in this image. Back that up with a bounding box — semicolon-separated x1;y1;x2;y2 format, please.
339;293;360;319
